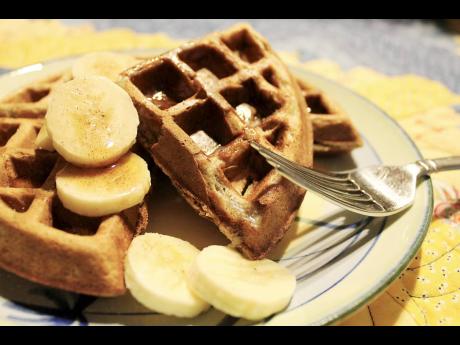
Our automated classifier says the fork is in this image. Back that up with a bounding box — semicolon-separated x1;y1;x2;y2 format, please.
250;141;460;217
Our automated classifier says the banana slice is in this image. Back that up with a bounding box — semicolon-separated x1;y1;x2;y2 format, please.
125;233;210;318
187;245;296;320
56;152;151;217
46;76;139;168
35;126;55;151
72;52;139;82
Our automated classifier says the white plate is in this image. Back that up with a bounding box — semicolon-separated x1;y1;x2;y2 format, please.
0;55;432;326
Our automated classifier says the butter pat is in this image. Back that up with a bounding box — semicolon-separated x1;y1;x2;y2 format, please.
190;130;220;155
235;103;257;124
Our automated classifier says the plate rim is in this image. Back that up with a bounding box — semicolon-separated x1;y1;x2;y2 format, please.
284;66;433;326
0;52;433;326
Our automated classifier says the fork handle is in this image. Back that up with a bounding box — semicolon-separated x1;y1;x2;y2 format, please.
417;156;460;175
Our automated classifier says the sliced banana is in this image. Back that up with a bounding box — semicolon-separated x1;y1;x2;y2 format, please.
187;245;296;321
46;76;139;168
72;52;139;82
56;152;151;217
35;126;55;151
125;233;210;318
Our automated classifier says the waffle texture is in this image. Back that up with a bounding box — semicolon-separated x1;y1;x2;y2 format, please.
120;24;313;259
0;71;148;297
297;79;362;154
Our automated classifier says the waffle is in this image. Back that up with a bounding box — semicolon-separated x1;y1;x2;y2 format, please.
0;53;150;119
0;71;72;118
120;24;313;260
0;74;149;297
297;79;362;154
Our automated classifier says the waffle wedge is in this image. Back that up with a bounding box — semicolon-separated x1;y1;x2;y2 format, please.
0;72;72;118
120;24;313;259
0;73;148;297
297;79;362;154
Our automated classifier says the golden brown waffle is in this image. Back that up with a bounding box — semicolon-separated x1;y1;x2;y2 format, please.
297;79;363;154
120;24;313;260
0;74;148;297
0;53;150;120
0;72;72;118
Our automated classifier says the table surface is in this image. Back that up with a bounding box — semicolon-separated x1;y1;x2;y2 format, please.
0;19;459;326
58;19;460;94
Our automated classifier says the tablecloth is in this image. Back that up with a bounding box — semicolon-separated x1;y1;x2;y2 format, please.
1;19;459;326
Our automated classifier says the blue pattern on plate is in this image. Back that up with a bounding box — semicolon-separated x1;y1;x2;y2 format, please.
2;288;96;326
0;215;373;325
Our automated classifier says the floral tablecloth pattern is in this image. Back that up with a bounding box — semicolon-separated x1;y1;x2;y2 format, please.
0;20;459;326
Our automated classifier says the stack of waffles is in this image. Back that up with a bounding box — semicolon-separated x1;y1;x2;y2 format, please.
0;23;362;295
0;71;148;297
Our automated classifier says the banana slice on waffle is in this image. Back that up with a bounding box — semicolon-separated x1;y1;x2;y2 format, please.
56;152;151;217
72;51;140;82
46;76;139;168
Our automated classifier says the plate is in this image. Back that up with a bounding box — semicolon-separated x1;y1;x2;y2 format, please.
0;53;432;326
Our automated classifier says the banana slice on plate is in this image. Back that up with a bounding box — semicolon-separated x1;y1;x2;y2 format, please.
46;76;139;168
187;245;296;321
125;233;210;318
56;152;151;217
35;126;54;151
72;51;139;82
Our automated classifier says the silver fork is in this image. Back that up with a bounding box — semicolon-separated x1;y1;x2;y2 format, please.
250;141;460;217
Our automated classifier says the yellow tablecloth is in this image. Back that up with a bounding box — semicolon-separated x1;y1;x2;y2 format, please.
1;20;459;326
